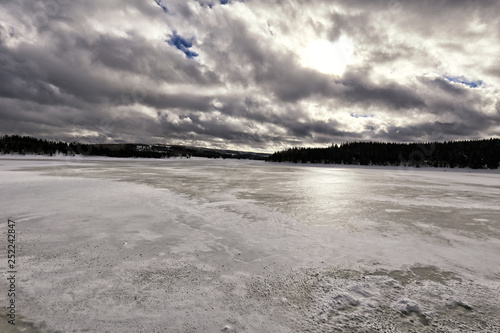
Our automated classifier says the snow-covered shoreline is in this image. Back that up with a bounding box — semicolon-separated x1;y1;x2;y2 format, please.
3;152;499;174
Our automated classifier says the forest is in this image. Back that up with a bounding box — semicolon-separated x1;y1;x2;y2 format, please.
0;135;268;160
266;139;500;169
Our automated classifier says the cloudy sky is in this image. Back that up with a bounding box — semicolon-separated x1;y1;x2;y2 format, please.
1;0;499;152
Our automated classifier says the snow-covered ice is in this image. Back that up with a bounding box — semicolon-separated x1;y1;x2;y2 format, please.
0;156;499;332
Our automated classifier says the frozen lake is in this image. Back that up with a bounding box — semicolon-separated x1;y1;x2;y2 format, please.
1;156;499;332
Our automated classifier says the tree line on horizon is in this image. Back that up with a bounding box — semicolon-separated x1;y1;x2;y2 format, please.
0;135;267;160
1;135;499;168
266;139;500;169
0;135;166;158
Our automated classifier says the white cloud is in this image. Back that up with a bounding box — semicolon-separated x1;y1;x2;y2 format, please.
0;0;499;151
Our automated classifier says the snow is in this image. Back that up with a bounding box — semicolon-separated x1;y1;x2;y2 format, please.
0;157;499;332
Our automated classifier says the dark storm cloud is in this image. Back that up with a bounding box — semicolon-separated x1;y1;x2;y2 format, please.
489;66;500;79
0;0;499;151
287;119;358;139
420;77;468;96
376;117;499;143
142;93;213;111
89;34;220;85
338;72;427;110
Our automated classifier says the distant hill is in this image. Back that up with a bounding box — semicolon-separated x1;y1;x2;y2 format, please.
267;139;500;169
0;135;269;160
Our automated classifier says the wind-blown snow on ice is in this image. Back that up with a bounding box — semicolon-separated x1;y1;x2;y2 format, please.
0;157;499;332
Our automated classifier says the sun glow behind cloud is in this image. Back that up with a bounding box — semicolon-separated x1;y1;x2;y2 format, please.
300;38;354;76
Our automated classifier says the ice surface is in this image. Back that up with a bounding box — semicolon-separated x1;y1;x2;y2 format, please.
0;157;499;332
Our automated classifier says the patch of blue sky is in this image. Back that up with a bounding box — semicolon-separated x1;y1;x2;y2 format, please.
166;32;199;59
196;1;214;8
350;113;374;118
197;0;243;7
444;75;483;88
154;0;169;13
